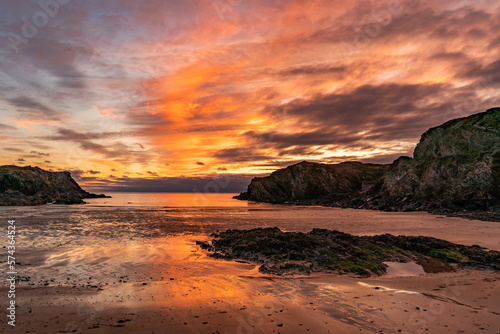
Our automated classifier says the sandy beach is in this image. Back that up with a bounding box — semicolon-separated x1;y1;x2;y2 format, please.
1;198;499;333
5;268;500;333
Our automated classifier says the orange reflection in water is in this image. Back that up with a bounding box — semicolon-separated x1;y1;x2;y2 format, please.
42;234;261;310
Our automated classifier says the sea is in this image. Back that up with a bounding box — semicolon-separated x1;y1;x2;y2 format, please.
1;192;497;283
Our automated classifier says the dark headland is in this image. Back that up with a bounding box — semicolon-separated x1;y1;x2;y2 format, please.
0;165;108;206
235;108;500;221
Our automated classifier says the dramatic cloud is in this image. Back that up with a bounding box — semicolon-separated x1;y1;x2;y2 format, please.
0;123;16;131
30;151;50;156
42;128;133;141
6;95;62;120
73;174;257;193
3;148;23;152
252;82;484;151
0;0;499;190
275;65;348;77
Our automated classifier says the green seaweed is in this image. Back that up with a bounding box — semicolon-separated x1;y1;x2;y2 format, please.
201;228;500;276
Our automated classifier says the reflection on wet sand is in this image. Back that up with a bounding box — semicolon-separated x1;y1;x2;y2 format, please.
0;202;499;333
383;262;426;277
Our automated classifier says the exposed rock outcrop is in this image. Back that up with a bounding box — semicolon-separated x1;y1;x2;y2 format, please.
197;227;500;276
363;108;500;214
0;165;108;206
234;161;389;203
235;108;500;220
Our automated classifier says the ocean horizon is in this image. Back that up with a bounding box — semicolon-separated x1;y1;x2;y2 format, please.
84;192;248;207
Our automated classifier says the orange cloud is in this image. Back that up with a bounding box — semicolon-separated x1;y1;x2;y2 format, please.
1;0;499;189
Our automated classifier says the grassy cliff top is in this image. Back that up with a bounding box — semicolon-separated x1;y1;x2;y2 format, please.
414;108;500;160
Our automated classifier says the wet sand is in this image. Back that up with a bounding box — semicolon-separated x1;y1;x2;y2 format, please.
4;270;499;334
0;204;499;333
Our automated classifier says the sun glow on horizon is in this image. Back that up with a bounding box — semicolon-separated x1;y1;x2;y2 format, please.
1;0;499;190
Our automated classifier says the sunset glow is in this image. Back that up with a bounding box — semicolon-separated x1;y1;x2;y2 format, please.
1;0;499;191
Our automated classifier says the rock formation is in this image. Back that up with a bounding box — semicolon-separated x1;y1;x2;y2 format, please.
235;108;500;219
234;161;389;203
0;165;108;206
197;227;500;276
363;108;499;214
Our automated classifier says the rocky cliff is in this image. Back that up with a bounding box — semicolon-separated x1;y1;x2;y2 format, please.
235;161;389;203
0;165;108;206
363;108;500;214
236;108;500;219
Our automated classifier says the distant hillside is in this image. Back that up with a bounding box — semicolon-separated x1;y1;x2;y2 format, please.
236;108;500;220
0;165;107;206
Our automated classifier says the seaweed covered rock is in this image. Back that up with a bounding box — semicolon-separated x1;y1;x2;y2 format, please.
198;228;500;276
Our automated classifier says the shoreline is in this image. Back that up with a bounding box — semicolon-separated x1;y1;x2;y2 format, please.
234;196;500;222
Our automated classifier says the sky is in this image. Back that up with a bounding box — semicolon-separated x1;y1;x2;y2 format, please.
0;0;499;192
